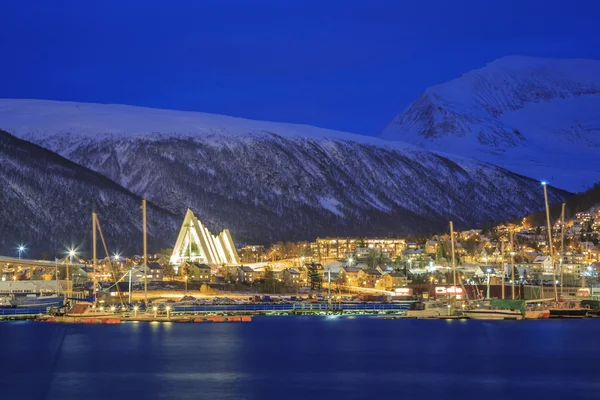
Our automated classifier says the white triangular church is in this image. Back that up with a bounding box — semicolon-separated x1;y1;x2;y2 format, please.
170;209;240;266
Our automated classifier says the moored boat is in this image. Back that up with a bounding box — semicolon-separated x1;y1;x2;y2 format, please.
405;301;445;318
548;301;588;318
465;299;525;320
0;292;63;308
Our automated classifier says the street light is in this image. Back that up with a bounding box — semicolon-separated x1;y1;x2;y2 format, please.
67;248;77;263
112;252;121;262
17;244;26;259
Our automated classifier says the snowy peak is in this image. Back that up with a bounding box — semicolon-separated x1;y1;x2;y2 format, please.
0;98;405;148
379;56;600;191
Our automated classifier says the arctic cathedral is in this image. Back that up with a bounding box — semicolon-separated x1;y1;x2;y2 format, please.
170;209;240;266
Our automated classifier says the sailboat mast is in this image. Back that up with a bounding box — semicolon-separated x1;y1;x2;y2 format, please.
143;199;148;305
450;221;456;293
560;202;565;297
542;183;558;301
92;211;97;302
500;240;505;299
510;230;515;300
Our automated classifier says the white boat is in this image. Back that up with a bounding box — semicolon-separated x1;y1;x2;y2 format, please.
64;303;118;317
0;292;63;308
405;301;445;318
465;308;523;320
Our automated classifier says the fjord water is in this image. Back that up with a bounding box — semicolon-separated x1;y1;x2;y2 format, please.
1;318;599;400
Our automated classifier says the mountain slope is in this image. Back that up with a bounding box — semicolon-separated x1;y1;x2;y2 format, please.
379;56;600;192
0;129;178;257
0;99;570;245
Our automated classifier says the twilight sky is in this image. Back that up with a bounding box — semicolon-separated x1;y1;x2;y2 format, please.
1;0;599;135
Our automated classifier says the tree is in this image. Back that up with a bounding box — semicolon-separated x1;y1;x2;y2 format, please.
162;263;175;280
512;265;520;281
263;265;275;292
306;263;322;290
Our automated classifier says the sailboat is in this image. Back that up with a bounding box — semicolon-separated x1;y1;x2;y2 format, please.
464;299;524;320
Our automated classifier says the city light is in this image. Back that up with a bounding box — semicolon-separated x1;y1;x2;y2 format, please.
113;252;121;262
541;181;548;186
17;244;26;259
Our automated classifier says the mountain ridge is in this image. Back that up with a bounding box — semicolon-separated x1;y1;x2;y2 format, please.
0;99;570;246
0;129;179;257
379;56;600;191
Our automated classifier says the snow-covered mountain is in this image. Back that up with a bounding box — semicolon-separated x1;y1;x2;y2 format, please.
379;56;600;192
0;129;178;257
0;99;568;245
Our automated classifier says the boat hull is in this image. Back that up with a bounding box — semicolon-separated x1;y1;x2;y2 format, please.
0;295;63;308
549;309;588;318
465;310;523;320
405;310;441;318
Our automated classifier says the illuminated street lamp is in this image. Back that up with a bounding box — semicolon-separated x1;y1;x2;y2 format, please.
67;248;77;263
17;244;26;259
112;252;121;262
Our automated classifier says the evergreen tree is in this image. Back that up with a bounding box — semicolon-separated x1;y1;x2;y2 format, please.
307;263;322;290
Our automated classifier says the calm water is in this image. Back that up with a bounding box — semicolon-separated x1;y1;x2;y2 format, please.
1;317;599;400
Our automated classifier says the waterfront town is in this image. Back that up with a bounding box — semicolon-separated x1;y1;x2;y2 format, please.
1;202;600;322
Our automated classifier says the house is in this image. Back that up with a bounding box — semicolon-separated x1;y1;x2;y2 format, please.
219;265;239;283
338;266;361;286
402;248;427;261
377;271;407;290
187;263;211;282
147;262;164;282
532;255;555;274
425;240;438;254
283;268;301;286
237;266;255;283
357;269;382;288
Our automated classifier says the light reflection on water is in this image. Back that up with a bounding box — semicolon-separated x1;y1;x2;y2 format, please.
1;317;599;400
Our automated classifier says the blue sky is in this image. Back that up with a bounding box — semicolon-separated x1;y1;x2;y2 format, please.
1;0;599;135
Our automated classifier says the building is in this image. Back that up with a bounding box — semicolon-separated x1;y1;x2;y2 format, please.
357;269;382;288
532;255;555;274
283;268;301;286
237;266;255;283
337;266;361;286
147;262;164;282
377;271;407;290
310;237;406;261
170;208;240;266
184;262;211;282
